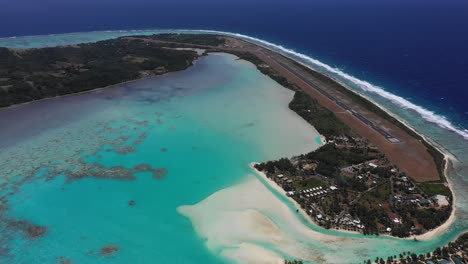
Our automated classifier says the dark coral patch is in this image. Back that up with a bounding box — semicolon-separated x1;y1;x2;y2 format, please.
152;168;168;179
138;131;149;139
134;164;152;171
100;245;119;256
160;148;168;152
114;146;136;155
57;256;72;264
7;220;47;238
65;163;136;181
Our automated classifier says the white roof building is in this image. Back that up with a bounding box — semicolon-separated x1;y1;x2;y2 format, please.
435;195;449;206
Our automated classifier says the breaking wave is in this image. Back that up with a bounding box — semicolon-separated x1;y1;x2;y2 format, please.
1;28;467;140
194;30;468;141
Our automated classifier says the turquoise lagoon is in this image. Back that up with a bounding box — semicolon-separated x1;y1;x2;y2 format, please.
0;53;321;263
0;31;467;263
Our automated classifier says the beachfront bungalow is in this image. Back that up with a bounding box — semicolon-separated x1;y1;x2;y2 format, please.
389;213;400;224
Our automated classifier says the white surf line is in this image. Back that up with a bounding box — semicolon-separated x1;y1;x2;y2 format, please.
192;29;468;141
2;28;467;141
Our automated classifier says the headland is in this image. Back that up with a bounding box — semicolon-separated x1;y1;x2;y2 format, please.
0;33;454;241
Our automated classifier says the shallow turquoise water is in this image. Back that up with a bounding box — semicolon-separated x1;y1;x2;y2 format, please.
0;53;320;263
0;31;467;263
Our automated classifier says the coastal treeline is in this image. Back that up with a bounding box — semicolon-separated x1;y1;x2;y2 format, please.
284;260;303;264
363;232;467;263
134;33;226;46
256;141;452;237
287;58;446;180
0;38;199;108
289;91;351;137
255;88;451;237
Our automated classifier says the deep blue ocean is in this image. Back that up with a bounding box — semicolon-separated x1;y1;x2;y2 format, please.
1;0;467;128
1;1;468;263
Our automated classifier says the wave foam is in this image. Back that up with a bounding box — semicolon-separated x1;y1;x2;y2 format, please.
193;29;468;141
2;28;467;140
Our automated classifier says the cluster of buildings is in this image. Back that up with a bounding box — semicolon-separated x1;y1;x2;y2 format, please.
392;176;450;208
293;186;331;199
275;174;293;185
259;133;451;237
329;135;380;157
332;213;365;231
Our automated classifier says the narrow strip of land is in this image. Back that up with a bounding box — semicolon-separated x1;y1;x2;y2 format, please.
0;34;441;183
222;37;440;182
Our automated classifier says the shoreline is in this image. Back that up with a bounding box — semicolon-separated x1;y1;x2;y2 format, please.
238;36;457;240
1;32;455;166
249;162;362;237
0;48;207;112
1;32;456;240
238;36;455;170
250;161;455;241
413;157;457;240
0;71;174;112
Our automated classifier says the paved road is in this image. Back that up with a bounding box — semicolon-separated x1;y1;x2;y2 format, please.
260;50;400;143
125;35;440;182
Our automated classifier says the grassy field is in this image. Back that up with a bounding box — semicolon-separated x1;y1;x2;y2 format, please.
291;176;329;190
417;182;452;197
359;181;392;205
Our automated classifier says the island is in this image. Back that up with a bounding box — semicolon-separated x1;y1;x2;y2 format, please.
368;232;467;264
0;33;452;239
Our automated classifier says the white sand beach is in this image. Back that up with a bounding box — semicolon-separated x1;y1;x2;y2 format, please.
177;172;352;263
251;161;457;241
414;156;457;240
249;163;362;236
178;161;459;263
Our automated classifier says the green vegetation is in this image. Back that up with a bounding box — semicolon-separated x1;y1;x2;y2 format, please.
417;182;452;197
255;158;296;175
413;207;451;230
0;38;199;108
0;33;446;185
365;232;468;263
231;51;297;90
292;176;328;190
289;91;351;137
349;203;387;235
359;181;391;205
302;143;372;177
137;33;226;46
284;260;303;264
287;58;446;182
